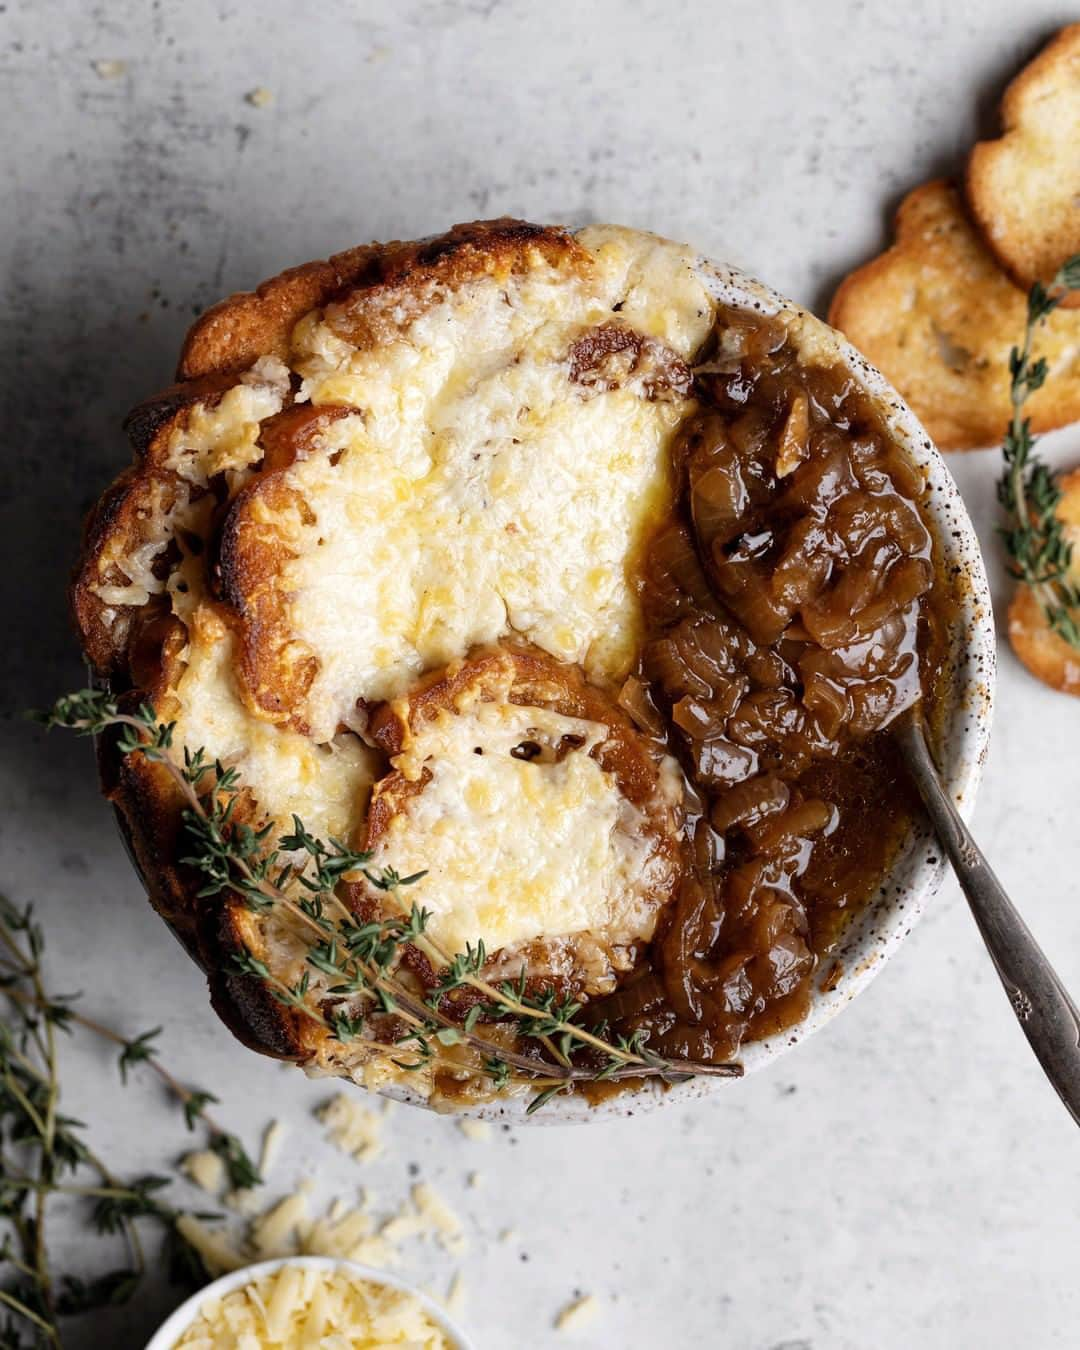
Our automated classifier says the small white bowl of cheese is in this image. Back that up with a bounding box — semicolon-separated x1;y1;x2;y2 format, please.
144;1255;475;1350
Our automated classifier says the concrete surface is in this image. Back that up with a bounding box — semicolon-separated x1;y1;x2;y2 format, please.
2;2;1079;1346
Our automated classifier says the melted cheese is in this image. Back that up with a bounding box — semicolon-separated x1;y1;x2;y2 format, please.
92;358;288;612
283;225;714;742
369;699;667;958
128;227;708;995
163;357;290;485
172;606;376;836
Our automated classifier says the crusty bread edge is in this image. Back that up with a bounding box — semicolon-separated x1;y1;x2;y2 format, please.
965;24;1080;306
1007;465;1080;696
828;181;982;451
73;220;590;1067
828;179;1080;451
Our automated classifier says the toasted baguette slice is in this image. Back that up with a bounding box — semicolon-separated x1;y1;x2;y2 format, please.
351;645;683;996
829;180;1080;450
967;25;1080;306
1008;467;1080;696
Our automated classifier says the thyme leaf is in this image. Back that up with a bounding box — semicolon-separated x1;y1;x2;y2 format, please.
997;256;1080;648
35;692;744;1114
0;890;256;1343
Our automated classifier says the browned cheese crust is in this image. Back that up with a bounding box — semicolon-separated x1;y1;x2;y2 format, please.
347;644;682;995
69;219;590;1065
364;644;676;836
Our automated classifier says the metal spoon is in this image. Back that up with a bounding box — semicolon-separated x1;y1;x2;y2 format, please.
894;707;1080;1127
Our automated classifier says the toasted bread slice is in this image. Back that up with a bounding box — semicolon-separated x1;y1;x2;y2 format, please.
72;361;291;674
829;180;1080;450
212;234;704;742
176;220;583;380
352;645;683;996
967;25;1080;305
1008;467;1080;695
69;219;713;1072
73;221;584;680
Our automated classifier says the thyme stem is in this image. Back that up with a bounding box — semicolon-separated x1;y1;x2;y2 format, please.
998;255;1080;648
36;694;743;1108
0;1286;58;1340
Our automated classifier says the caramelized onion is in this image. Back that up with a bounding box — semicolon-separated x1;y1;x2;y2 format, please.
671;696;721;740
775;393;810;477
710;775;791;835
691;462;750;549
616;675;665;737
611;299;942;1070
743;797;836;855
691;736;759;788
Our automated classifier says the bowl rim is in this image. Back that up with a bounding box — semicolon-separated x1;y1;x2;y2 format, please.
142;1254;476;1350
369;245;997;1123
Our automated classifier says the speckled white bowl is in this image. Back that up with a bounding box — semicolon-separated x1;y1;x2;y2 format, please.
110;245;995;1127
143;1256;476;1350
380;248;996;1124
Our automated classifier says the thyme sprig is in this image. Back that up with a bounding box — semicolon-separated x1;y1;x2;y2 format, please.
36;692;741;1114
997;255;1080;648
0;895;224;1347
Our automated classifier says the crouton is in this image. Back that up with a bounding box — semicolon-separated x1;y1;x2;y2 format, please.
829;180;1080;450
967;25;1080;305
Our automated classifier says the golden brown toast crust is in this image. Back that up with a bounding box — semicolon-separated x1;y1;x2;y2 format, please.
354;645;682;992
73;373;244;675
366;644;675;830
1007;467;1080;696
828;180;1080;451
213;407;362;731
966;25;1080;306
99;609;318;1061
177;219;584;380
69;219;597;1066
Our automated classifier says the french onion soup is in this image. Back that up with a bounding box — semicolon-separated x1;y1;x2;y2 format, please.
71;221;948;1108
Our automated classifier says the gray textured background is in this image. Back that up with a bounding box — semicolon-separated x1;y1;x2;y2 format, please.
3;2;1080;1347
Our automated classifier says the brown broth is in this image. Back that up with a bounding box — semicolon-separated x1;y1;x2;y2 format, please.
587;305;947;1065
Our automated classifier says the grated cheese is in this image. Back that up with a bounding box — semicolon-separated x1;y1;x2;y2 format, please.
445;1271;466;1318
179;1164;472;1286
174;1214;245;1276
172;1263;454;1348
456;1119;491;1143
555;1293;601;1334
183;1149;226;1196
378;1182;465;1257
259;1119;287;1177
412;1183;466;1257
224;1187;262;1218
317;1094;386;1163
251;1188;311;1257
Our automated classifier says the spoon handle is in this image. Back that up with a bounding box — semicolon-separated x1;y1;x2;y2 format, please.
895;712;1080;1127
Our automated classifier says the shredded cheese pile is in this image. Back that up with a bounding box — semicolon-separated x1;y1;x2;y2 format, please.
172;1262;453;1349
